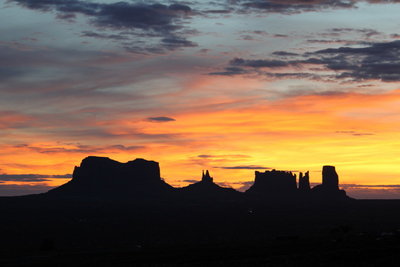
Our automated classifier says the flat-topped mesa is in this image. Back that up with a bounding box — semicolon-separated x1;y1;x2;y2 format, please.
246;169;297;195
298;171;311;192
73;156;161;185
48;156;171;196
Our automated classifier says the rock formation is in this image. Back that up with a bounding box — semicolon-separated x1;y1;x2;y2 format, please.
48;156;172;197
46;155;349;202
246;169;297;195
179;170;240;200
298;171;311;192
311;165;348;199
322;165;339;190
202;170;213;183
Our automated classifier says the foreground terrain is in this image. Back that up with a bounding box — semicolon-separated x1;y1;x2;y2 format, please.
1;195;400;266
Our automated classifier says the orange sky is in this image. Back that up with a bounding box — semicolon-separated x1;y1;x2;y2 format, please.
2;81;400;197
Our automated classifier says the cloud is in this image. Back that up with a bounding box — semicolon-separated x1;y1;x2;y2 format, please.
306;39;359;45
147;116;176;122
182;179;199;183
197;154;214;158
230;57;291;68
216;165;271;170
339;184;400;199
13;144;144;154
0;110;36;129
272;51;299;56
80;31;129;41
232;0;357;14
197;154;251;159
308;40;400;81
10;0;195;52
230;0;400;14
212;40;400;82
209;67;249;76
0;184;55;196
342;184;400;188
335;131;375;136
11;1;192;31
0;174;71;182
161;36;197;49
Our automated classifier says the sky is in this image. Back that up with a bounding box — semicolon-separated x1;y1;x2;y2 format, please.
2;0;400;199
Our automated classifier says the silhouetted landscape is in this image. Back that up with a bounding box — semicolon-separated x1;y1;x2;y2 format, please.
2;156;400;266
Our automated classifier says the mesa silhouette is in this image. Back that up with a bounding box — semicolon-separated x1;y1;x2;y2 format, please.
47;156;349;201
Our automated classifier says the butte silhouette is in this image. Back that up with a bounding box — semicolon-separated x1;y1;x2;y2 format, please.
47;156;350;202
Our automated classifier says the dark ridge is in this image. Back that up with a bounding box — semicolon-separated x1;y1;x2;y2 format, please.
178;170;241;201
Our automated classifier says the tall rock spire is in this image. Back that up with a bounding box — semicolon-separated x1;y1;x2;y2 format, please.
322;166;339;190
299;171;311;191
202;170;213;183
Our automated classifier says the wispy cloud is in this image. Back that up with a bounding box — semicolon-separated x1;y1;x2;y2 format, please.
0;173;71;182
147;116;176;122
0;184;57;196
212;40;400;82
216;165;271;170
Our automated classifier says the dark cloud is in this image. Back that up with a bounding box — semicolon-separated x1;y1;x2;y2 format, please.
306;39;358;45
234;0;357;14
161;36;197;49
239;35;256;41
81;31;129;41
209;67;249;76
182;179;199;183
339;184;400;199
310;40;400;81
229;0;400;14
273;34;289;38
327;28;382;38
14;144;144;154
272;51;299;56
0;174;71;182
342;184;400;188
216;165;271;170
93;2;191;31
213;40;400;82
335;131;375;136
10;0;194;52
196;154;251;159
230;57;291;68
197;154;213;158
204;9;232;14
147;116;176;122
0;184;55;196
11;1;191;31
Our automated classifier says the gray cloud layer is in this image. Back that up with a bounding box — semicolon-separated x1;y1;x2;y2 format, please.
230;0;400;14
212;39;400;82
10;0;196;53
0;174;71;182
